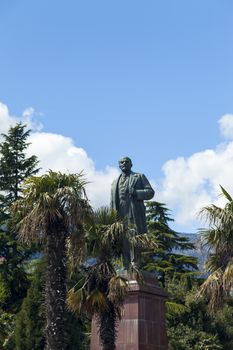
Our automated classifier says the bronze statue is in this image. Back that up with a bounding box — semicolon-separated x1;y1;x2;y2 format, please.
111;157;154;267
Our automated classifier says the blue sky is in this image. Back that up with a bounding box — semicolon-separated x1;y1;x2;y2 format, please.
1;1;233;232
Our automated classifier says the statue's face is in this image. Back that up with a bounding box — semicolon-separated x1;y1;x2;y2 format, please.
119;157;132;173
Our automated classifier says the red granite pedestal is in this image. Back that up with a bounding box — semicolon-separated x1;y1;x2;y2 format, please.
90;273;168;350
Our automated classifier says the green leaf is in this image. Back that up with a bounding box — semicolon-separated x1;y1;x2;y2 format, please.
219;185;233;202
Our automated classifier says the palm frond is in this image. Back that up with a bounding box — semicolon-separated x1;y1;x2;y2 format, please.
12;171;93;244
108;276;128;304
85;290;108;315
197;269;226;314
223;258;233;290
67;287;87;314
220;185;233;202
132;233;159;250
94;207;118;226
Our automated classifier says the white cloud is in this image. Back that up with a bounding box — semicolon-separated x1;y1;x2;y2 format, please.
0;102;43;140
0;101;118;208
218;114;233;139
2;101;233;231
29;112;233;228
28;132;119;207
22;107;43;131
157;119;233;231
0;102;18;137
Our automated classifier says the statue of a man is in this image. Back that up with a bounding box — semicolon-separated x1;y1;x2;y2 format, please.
111;157;154;266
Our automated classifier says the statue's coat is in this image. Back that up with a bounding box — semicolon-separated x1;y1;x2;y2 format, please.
111;171;154;234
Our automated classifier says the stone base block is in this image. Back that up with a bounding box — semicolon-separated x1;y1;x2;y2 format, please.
90;273;168;350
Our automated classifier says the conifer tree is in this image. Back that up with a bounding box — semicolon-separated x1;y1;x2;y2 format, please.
0;123;40;309
0;122;39;219
143;201;198;286
0;123;39;347
14;258;90;350
14;259;46;350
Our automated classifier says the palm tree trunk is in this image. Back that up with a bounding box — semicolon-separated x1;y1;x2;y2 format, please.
99;304;117;350
45;229;67;350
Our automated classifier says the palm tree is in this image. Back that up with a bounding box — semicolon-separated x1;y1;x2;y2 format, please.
67;207;128;350
13;171;92;350
67;207;156;349
198;185;233;314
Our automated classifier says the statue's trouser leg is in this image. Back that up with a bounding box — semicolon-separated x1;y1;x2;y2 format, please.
131;245;141;268
122;232;141;269
122;236;131;269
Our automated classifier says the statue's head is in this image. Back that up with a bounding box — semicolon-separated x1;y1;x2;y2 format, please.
118;156;132;174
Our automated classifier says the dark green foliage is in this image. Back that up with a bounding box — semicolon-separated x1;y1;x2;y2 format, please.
213;303;233;350
14;258;90;350
0;231;29;312
168;324;222;350
142;200;233;349
0;123;40;311
166;276;233;349
0;123;39;347
65;311;90;350
143;201;198;286
0;123;39;215
14;259;46;350
0;311;15;349
143;201;232;349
